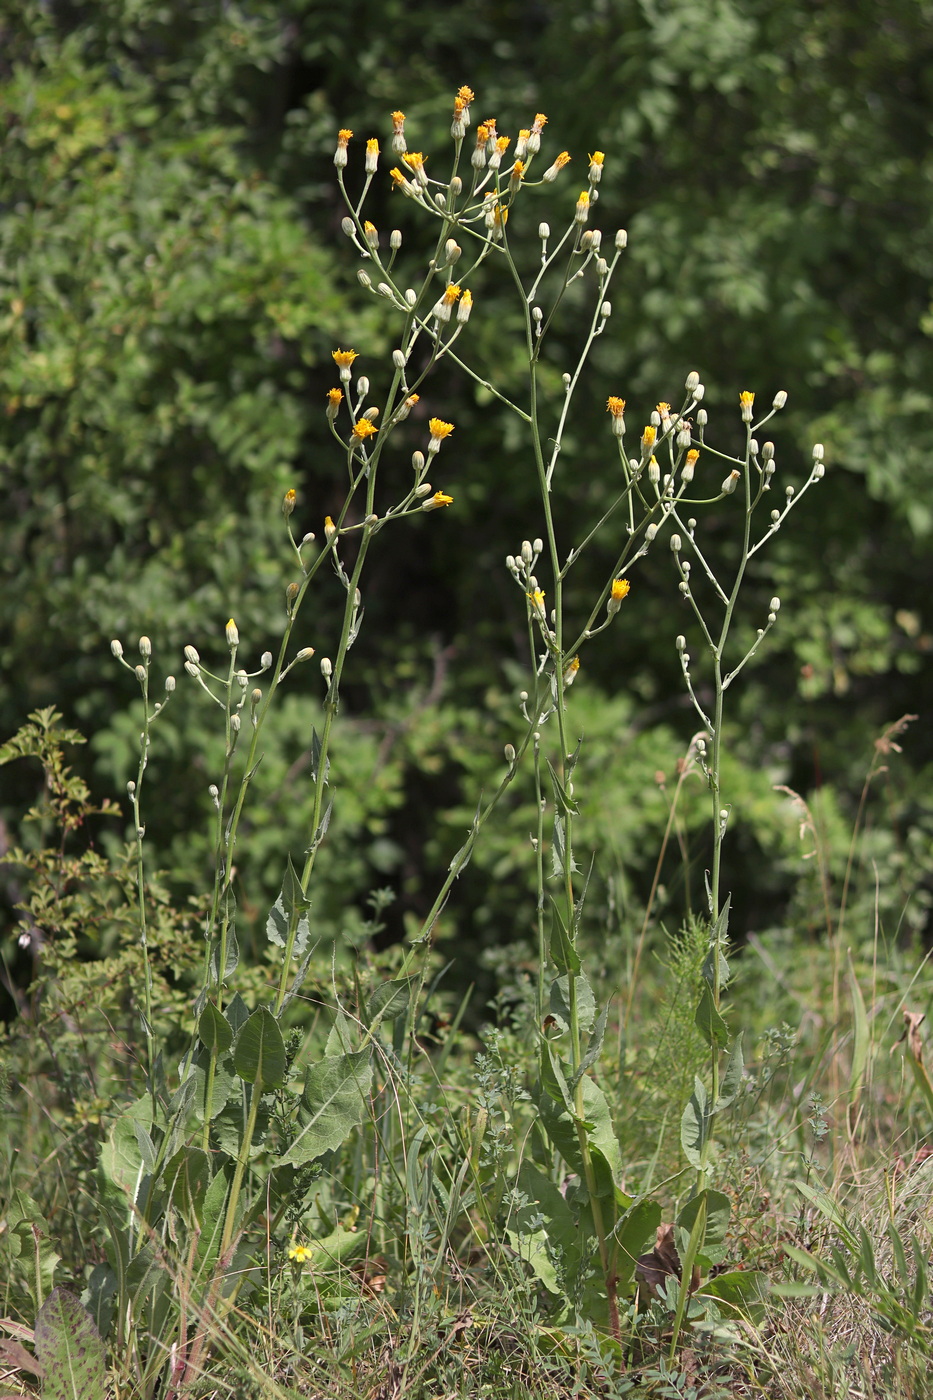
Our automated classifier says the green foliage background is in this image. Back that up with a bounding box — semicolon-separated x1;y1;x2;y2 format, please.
2;0;933;989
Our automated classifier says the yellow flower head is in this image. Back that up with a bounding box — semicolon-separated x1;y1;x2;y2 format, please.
442;284;461;305
563;654;580;684
641;425;657;448
527;588;546;612
589;150;605;167
611;577;631;602
402;151;426;172
352;418;378;441
337;128;352;146
289;1243;312;1264
326;386;344;412
457;85;475;104
428;418;455;448
685;448;700;466
324;515;337;541
518;128;530;143
656;401;671;415
365;137;380;172
575;190;590;223
424;490;454;511
391;110;406;132
475;122;491;147
366;138;379;156
496;135;511;155
226;618;239;647
555;150;571;169
606;396;626;417
283;488;297;518
532;112;548;133
510;159;526;181
739;390;755;409
332;348;358;370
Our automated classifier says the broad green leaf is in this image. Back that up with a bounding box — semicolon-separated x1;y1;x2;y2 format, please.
233;1007;286;1090
198;1000;233;1054
194;1167;233;1276
100;1113;147;1201
535;1074;622;1197
680;1077;710;1169
677;1188;731;1264
715;1033;745;1110
549;972;596;1036
549;901;581;975
695;983;729;1049
614;1197;662;1289
545;757;580;817
367;977;416;1024
164;1147;212;1222
35;1287;107;1400
505;1161;581;1295
699;1268;768;1321
282;1051;373;1166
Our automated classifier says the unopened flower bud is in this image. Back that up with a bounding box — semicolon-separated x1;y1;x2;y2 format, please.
225;618;239;647
670;533;681;552
320;657;333;679
457;289;473;323
813;461;825;479
504;743;516;764
111;639;123;658
286;582;299;607
127;780;136;795
696;408;708;427
676;635;686;651
392;349;406;369
230;713;240;733
538;221;550;239
165;675;176;693
135;664;146;683
405;288;417;306
444;238;461;265
600;300;611;319
645;522;658;541
357;269;372;289
251;688;262;707
649;456;660;484
295;647;315;662
812;443;824;461
283;488;297;517
685;371;700;392
390;229;402;250
521;539;534;564
236;669;248;688
412;450;425;473
692;383;705;401
261;651;272;669
139;635;151;658
770;597;781;612
341;216;355;238
185;660;199;677
762;441;775;461
722;471;740;494
771;509;781;522
615;229;628;249
773;390;788;409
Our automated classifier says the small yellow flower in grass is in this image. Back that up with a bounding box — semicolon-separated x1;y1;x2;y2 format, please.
606;396;626;437
351;418;378;442
325;387;344;419
527;113;547;154
611;577;631;601
682;447;699;483
433;284;461;323
472;123;491;168
739;390;755;421
334;128;352;168
457;289;473;324
391;110;407;153
283;488;297;518
656;401;671;416
574;190;590;224
457;85;476;105
324;516;337;543
365;138;379;173
641;424;657;450
488;135;510;170
527;588;546;613
363;220;378;248
543;150;571;182
532;112;547;133
226;618;239;648
289;1243;312;1264
510;159;526;185
588;150;605;182
422;490;454;512
428;418;454;452
563;654;580;685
